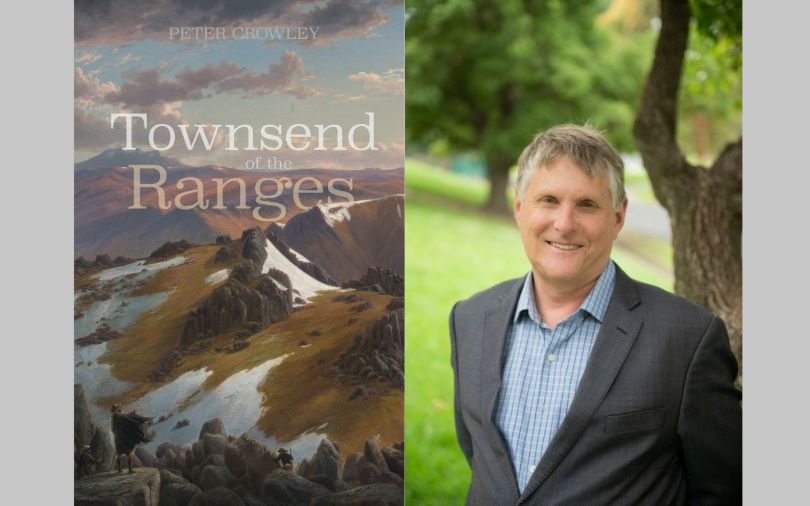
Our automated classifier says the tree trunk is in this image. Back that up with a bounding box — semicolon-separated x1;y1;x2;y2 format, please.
484;153;512;214
669;145;742;375
633;0;742;382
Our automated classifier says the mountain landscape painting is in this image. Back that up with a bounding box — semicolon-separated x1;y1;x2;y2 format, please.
74;2;405;504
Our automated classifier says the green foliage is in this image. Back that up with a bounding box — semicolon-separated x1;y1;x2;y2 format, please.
690;0;742;59
677;0;742;163
406;0;652;170
677;21;742;163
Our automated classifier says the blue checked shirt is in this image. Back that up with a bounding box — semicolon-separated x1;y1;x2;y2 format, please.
494;261;616;493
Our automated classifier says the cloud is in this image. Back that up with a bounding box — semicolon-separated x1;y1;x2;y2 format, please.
333;93;370;103
299;0;389;44
75;0;391;46
78;52;316;108
74;105;120;153
113;53;143;67
348;68;403;96
76;51;102;64
103;62;241;107
215;51;319;98
74;67;119;106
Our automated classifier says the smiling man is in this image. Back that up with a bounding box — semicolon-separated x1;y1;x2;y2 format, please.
449;124;741;505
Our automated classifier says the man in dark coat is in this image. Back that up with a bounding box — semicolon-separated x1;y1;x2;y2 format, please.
450;125;741;504
111;403;153;473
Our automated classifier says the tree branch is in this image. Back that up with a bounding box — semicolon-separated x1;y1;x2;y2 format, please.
633;0;693;204
711;137;742;184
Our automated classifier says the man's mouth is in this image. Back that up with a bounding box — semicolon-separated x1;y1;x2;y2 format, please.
546;241;581;251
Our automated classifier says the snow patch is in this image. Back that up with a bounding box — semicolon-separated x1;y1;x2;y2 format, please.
204;269;230;285
289;247;310;263
144;355;289;448
321;204;351;226
261;239;334;301
93;256;187;282
131;368;212;419
270;278;289;291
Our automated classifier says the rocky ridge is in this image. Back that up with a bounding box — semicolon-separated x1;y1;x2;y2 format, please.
149;239;195;259
74;254;134;276
75;384;115;479
341;267;404;296
265;226;338;286
75;417;403;506
333;309;404;388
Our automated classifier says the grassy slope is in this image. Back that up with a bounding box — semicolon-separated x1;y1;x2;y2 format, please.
95;244;402;457
403;159;673;504
257;291;404;460
100;245;235;390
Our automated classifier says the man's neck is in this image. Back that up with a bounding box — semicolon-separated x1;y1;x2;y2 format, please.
532;271;602;329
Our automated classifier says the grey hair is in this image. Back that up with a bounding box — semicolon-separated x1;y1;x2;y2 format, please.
516;124;626;210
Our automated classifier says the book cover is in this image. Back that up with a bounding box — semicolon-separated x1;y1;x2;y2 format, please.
74;1;404;503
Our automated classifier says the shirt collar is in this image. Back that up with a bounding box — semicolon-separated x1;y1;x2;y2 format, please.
513;260;616;325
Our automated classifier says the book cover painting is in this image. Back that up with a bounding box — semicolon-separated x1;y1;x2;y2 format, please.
74;1;404;503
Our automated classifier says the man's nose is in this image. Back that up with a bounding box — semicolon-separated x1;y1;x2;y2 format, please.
553;205;577;233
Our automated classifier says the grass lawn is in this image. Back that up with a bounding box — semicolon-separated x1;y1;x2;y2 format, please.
404;158;673;504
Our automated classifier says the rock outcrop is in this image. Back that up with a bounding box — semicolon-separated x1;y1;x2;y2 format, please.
296;439;342;485
180;276;292;345
180;224;338;346
229;260;261;284
156;226;313;379
75;384;114;478
265;227;338;286
75;323;124;347
240;228;268;266
333;309;404;388
311;483;403;506
342;266;404;296
213;245;239;264
149;239;194;259
74;468;161;506
74;254;133;276
100;418;404;506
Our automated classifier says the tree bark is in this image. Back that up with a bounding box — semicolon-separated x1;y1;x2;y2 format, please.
633;0;742;382
484;153;512;214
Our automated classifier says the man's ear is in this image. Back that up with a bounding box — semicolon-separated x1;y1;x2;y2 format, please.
613;197;628;237
514;192;522;221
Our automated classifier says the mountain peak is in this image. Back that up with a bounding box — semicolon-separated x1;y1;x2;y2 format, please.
74;147;187;172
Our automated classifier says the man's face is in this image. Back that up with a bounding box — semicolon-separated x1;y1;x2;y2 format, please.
515;156;627;292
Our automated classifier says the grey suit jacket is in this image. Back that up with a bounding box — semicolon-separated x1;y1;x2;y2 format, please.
450;264;741;505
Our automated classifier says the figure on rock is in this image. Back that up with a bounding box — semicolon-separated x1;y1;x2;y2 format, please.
110;403;153;473
276;448;294;471
76;445;102;479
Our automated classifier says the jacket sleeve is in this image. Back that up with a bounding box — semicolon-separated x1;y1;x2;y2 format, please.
450;302;474;466
677;315;742;505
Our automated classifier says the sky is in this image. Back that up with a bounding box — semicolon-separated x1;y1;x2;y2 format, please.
74;0;404;170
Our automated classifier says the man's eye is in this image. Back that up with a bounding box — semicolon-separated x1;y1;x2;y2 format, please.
579;200;597;209
540;196;557;204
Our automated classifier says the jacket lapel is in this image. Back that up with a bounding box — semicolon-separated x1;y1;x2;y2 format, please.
518;266;643;503
480;278;523;496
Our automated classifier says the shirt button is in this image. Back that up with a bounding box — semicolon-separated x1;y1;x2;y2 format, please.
547;353;556;362
529;465;536;473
